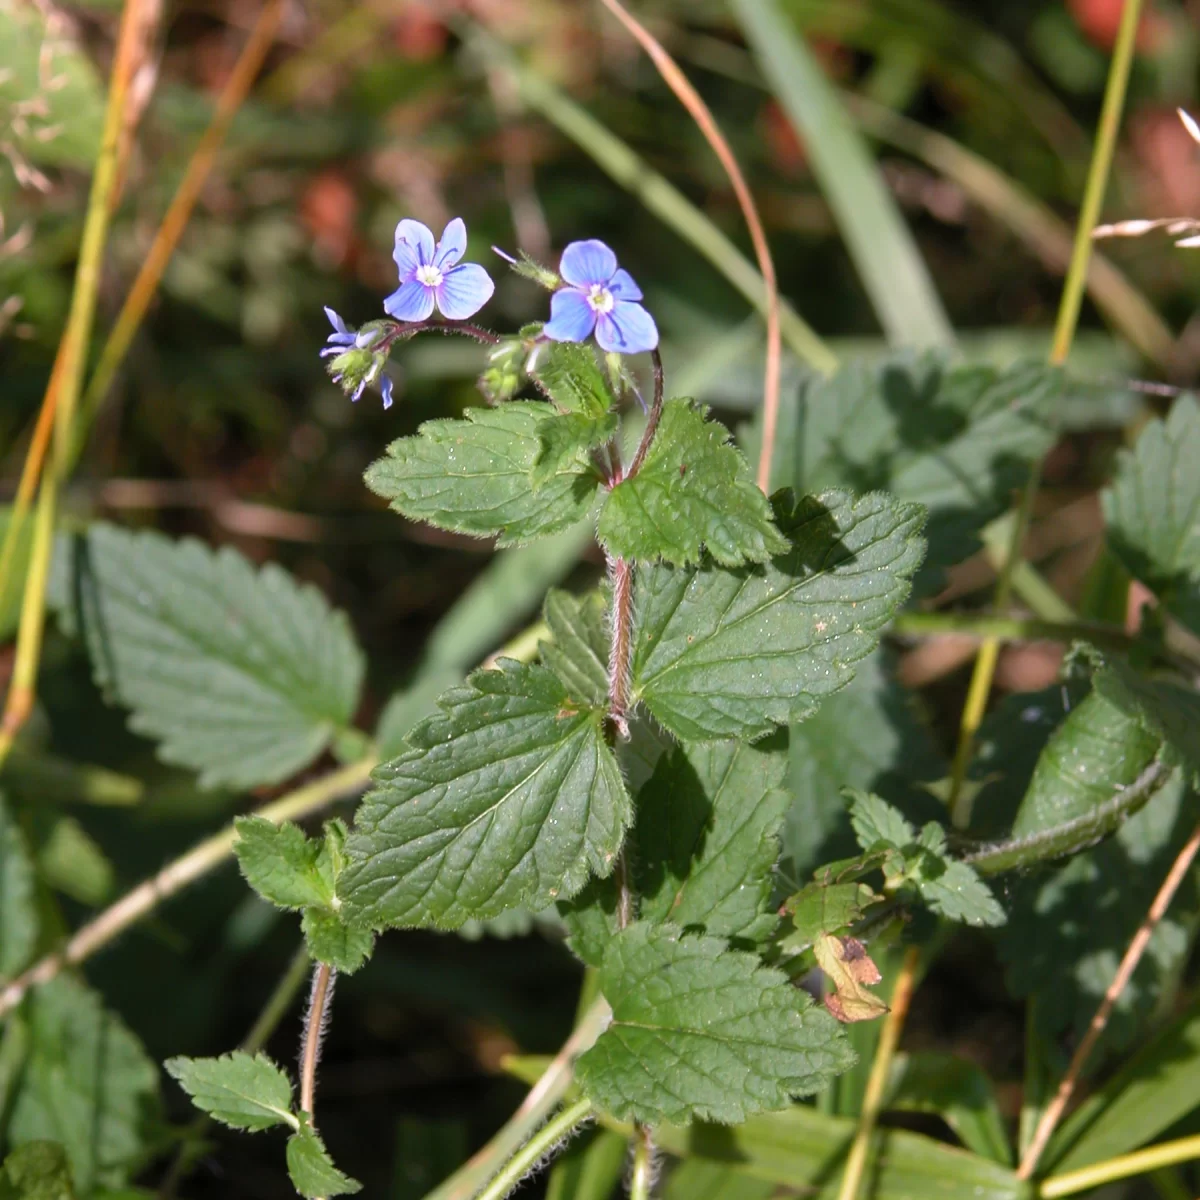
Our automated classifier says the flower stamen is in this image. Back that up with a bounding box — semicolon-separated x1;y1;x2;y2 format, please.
415;263;444;288
587;284;615;314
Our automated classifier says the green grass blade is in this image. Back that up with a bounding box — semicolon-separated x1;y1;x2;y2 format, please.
734;0;954;347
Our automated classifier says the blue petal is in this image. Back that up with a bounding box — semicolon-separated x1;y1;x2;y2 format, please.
393;218;436;277
542;288;597;343
559;239;617;288
380;374;396;410
435;262;495;320
384;279;435;322
608;268;642;301
596;301;658;354
324;306;350;334
434;217;468;270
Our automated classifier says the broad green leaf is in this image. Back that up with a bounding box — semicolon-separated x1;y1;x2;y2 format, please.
233;818;335;911
0;1142;75;1200
745;357;1059;588
52;525;364;789
561;736;788;966
538;589;609;707
301;907;373;974
850;792;915;851
733;0;952;348
340;661;630;929
9;978;160;1192
532;411;618;490
164;1051;296;1133
886;1052;1013;1165
0;791;37;977
545;1129;628;1200
1104;395;1200;634
374;669;461;760
576;923;853;1125
784;648;945;877
599;401;788;567
534;341;616;418
1045;994;1200;1172
631;489;925;741
998;767;1199;1054
286;1124;362;1198
363;403;599;546
653;1104;1028;1200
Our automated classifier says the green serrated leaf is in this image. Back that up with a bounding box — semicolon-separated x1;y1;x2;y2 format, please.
849;791;915;851
910;826;1005;927
561;738;788;966
576;923;854;1125
0;1142;75;1200
51;525;364;790
301;907;373;974
286;1123;362;1198
745;356;1059;590
783;880;880;946
165;1051;295;1133
10;978;160;1192
340;661;631;929
0;792;37;977
538;589;609;707
532;411;618;490
600;400;788;567
631;489;924;741
233;818;335;911
1104;395;1200;634
363;403;599;546
534;341;616;417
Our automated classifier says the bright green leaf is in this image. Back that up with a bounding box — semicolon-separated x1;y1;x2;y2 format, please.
849;791;915;851
0;1142;75;1200
52;525;364;790
233;818;335;911
9;978;160;1192
164;1051;296;1133
534;341;616;418
0;792;37;977
1104;395;1200;634
286;1123;362;1198
340;661;631;929
363;403;599;546
911;825;1005;927
631;489;925;741
539;589;609;707
532;412;618;490
600;400;788;567
576;923;853;1125
302;907;373;974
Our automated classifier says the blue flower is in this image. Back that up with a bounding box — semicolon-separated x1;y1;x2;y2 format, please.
542;240;658;354
320;306;357;354
321;308;397;409
385;217;495;322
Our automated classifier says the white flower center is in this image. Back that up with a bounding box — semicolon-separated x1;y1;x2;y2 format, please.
416;263;444;288
586;284;615;314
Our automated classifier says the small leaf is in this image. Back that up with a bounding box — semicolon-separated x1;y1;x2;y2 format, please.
600;401;788;567
286;1123;362;1198
164;1052;297;1133
340;661;631;929
1104;395;1200;634
0;1142;75;1200
363;403;599;546
534;341;616;417
52;525;364;790
233;818;335;911
10;978;160;1192
532;412;618;490
0;792;38;977
576;923;854;1125
814;934;889;1024
910;826;1005;927
783;880;880;947
849;791;915;851
631;489;925;741
539;589;610;707
302;908;373;974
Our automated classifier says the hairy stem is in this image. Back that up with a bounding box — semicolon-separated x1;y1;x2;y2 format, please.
606;557;635;739
625;347;665;481
474;1098;594;1200
382;319;501;350
944;0;1144;826
424;997;611;1200
300;962;336;1122
0;756;374;1019
630;1125;656;1200
836;946;921;1200
1019;815;1200;1179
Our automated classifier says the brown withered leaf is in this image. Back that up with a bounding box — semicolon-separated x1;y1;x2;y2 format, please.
814;934;889;1024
